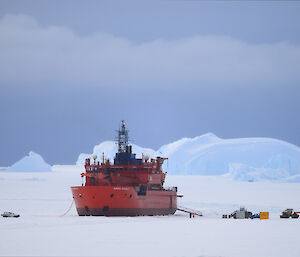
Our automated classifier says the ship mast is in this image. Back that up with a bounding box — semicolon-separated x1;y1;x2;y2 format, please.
117;120;129;153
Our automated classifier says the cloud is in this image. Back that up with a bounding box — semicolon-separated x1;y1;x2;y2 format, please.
0;14;300;90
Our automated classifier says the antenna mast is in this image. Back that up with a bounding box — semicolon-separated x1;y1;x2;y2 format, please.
117;120;129;153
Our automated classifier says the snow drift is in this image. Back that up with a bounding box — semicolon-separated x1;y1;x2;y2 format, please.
77;133;300;182
9;151;52;172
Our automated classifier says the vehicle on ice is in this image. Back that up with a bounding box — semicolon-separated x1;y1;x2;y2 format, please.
1;212;20;218
280;209;299;219
250;213;260;219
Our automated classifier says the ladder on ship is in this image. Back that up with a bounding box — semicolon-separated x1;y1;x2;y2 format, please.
177;205;203;216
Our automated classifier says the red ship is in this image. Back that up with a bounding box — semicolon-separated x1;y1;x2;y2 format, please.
71;121;178;216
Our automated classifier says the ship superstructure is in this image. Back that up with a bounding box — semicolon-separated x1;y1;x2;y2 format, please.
71;121;178;216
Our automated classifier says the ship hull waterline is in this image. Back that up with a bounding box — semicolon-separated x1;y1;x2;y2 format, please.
71;185;177;216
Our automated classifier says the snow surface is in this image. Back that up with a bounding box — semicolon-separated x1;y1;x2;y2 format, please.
0;165;300;257
8;151;52;172
77;134;300;182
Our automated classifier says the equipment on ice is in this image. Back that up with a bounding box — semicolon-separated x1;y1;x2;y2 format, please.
229;207;252;219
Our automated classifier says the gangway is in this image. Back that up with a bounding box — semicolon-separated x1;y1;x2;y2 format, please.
177;205;203;216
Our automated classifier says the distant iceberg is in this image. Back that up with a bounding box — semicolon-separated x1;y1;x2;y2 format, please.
9;151;52;172
159;134;300;177
77;133;300;182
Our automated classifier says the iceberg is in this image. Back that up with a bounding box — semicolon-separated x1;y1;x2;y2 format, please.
9;151;52;172
159;134;300;177
76;133;300;182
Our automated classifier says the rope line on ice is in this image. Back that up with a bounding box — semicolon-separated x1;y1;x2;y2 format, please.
60;199;74;217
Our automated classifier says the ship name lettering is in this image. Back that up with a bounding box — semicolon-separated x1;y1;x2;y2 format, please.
113;187;129;190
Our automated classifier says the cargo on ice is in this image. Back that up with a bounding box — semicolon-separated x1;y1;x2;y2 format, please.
71;121;178;216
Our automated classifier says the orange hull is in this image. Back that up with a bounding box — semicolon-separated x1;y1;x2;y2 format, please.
71;186;177;216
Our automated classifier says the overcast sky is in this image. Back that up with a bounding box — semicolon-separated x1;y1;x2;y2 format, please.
0;0;300;165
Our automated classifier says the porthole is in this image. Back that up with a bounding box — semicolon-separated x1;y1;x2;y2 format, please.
110;193;114;198
129;194;132;198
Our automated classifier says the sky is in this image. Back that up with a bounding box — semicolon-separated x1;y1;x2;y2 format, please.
0;0;300;165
